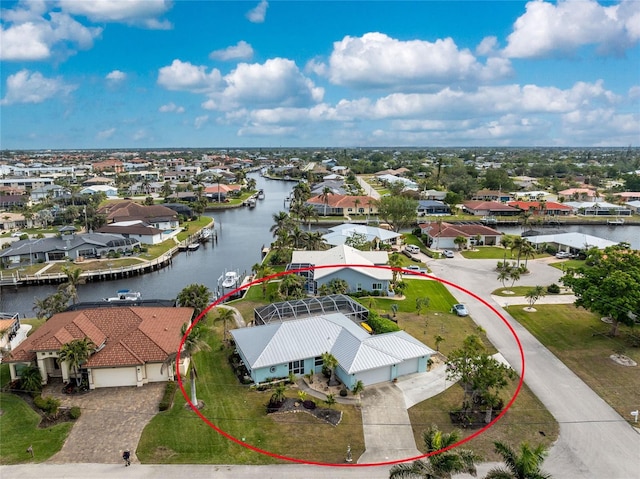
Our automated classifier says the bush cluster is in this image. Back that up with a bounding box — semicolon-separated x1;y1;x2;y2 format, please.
159;381;178;411
366;312;401;334
69;406;82;419
547;283;561;294
33;395;61;416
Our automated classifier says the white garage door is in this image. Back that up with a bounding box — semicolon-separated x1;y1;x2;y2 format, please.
91;367;137;388
397;358;419;377
356;367;391;386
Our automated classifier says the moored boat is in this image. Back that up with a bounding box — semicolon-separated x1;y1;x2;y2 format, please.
104;289;141;302
221;271;240;288
257;189;265;200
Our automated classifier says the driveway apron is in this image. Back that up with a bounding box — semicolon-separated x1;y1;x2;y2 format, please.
357;382;421;464
45;383;164;464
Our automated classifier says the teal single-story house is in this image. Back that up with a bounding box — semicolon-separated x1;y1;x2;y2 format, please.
230;312;434;388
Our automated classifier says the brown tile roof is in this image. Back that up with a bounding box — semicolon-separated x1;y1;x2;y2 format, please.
508;201;572;212
463;200;519;212
307;194;376;209
5;307;193;368
97;200;178;223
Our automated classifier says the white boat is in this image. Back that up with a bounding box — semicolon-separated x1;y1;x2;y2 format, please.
221;271;240;288
199;228;212;241
104;289;141;302
257;189;265;200
607;218;625;225
248;198;256;208
187;243;200;251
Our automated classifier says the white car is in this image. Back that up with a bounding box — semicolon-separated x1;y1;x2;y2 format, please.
11;231;24;237
555;251;571;259
452;303;469;316
442;250;454;258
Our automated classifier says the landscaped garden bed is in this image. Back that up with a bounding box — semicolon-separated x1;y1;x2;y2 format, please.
267;398;342;426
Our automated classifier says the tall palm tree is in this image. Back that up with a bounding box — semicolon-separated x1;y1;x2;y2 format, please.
388;252;404;285
321;352;339;386
176;284;213;320
511;236;526;267
59;337;96;387
304;231;327;251
389;424;479;479
181;322;211;408
299;204;319;231
520;241;536;269
484;441;552;479
61;265;83;304
214;307;235;342
289;225;307;249
252;262;274;298
320;187;333;217
501;235;514;262
270;211;293;238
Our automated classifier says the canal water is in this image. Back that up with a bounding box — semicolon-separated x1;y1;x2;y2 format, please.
2;175;639;318
0;174;298;318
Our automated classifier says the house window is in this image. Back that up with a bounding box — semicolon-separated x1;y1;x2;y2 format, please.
289;360;304;375
372;283;382;290
314;356;323;370
356;283;362;292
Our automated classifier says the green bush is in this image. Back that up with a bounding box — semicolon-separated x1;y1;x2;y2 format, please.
366;312;401;334
159;381;178;411
547;283;561;294
33;395;61;416
69;406;82;419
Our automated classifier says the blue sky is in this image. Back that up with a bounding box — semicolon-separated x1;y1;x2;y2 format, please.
1;0;639;149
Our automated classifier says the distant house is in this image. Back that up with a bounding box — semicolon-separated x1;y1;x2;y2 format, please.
0;313;28;357
421;189;447;201
80;184;118;197
419;221;502;250
0;194;29;209
0;232;141;266
97;221;167;245
232;297;434;388
30;184;68;202
4;306;194;389
613;192;640;203
0;212;26;231
507;201;573;216
82;176;114;187
471;190;512;202
417;200;451;216
322;224;401;247
377;174;418;190
204;184;241;202
289;244;392;295
305;194;378;216
92;159;124;174
525;232;618;254
462;201;520;217
557;188;597;202
98;200;179;229
563;201;632;217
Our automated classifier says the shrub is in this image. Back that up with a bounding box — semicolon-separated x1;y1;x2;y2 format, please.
34;395;61;416
159;381;178;411
367;311;401;334
69;406;82;419
302;400;316;410
547;283;561;294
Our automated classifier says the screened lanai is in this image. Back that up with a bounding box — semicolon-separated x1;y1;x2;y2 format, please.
254;294;368;326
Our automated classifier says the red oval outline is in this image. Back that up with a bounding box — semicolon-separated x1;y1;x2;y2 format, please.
176;263;525;467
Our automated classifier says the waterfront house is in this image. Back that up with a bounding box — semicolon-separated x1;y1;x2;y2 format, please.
288;244;392;295
507;200;573;216
4;306;194;389
563;201;632;217
322;224;401;248
98;201;179;230
471;190;512;202
557;188;597;202
417;200;451;216
525;232;618;255
30;184;69;202
419;221;502;250
462;200;520;217
304;194;378;216
97;222;167;245
232;296;434;387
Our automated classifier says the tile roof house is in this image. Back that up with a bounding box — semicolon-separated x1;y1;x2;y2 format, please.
507;201;573;216
4;306;194;389
98;200;179;230
419;221;502;250
462;200;520;217
231;312;434;388
305;194;378;216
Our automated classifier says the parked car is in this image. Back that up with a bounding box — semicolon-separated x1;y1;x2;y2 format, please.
555;251;571;259
404;265;426;275
405;244;420;254
442;250;454;258
11;231;24;237
452;303;469;316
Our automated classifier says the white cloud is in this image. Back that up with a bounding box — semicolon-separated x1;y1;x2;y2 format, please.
59;0;173;29
504;0;640;58
157;59;223;92
97;127;116;140
246;1;268;24
106;70;126;82
159;102;185;113
209;41;254;61
325;32;510;89
629;85;640;99
1;69;76;105
0;10;102;61
476;36;499;56
194;115;209;129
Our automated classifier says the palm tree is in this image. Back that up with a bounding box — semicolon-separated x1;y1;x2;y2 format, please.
320;186;333;216
59;337;96;387
176;284;213;320
214;306;235;342
270;211;293;238
19;365;43;394
388;252;404;285
511;236;526;267
389;424;479;479
290;225;307;249
525;286;546;310
181;321;211;408
321;351;339;386
484;441;552;479
299;204;319;231
61;265;83;304
520;241;536;269
304;231;327;251
454;235;467;251
252;262;274;298
497;264;512;289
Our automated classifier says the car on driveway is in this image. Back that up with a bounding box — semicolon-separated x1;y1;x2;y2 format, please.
11;231;24;237
452;303;469;316
555;251;571;259
404;265;426;275
442;250;454;258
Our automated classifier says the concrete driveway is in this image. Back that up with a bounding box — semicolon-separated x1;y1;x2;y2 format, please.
428;257;640;479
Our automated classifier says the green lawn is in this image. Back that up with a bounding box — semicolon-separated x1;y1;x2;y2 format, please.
0;393;74;464
137;325;365;464
491;286;569;296
508;304;640;423
462;247;549;261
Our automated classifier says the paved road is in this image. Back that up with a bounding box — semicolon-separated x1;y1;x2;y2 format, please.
428;257;640;479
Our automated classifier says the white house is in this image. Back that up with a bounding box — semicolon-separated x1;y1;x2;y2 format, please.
231;312;434;388
289;244;392;295
80;184;118;197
